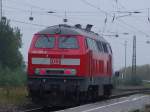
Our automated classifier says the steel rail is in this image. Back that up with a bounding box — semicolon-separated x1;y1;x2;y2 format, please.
21;88;150;112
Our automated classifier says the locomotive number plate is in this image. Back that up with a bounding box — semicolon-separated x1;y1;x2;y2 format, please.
50;58;60;65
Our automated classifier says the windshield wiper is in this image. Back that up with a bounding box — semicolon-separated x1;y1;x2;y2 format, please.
44;34;50;42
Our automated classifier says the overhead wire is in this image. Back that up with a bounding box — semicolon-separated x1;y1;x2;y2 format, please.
4;5;109;16
11;19;48;27
3;0;150;37
4;0;50;11
80;0;109;15
80;0;133;34
80;0;150;37
110;0;150;37
2;3;106;30
4;5;45;14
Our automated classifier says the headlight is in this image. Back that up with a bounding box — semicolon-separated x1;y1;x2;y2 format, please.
35;68;46;75
35;68;40;74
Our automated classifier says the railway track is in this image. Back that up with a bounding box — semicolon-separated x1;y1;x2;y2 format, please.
111;89;150;98
21;107;43;112
20;88;150;112
21;106;71;112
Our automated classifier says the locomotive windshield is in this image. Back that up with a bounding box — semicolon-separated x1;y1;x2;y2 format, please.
58;37;78;49
35;36;55;48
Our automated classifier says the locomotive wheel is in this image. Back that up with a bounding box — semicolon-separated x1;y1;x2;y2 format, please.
87;86;98;102
79;92;87;104
74;91;80;104
28;86;48;104
103;86;112;99
29;91;42;104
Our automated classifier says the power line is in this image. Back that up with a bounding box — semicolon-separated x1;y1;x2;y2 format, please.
3;0;150;37
80;0;109;15
4;5;44;14
111;0;126;9
110;0;150;37
4;5;109;15
80;0;150;37
118;19;150;37
5;0;49;11
11;19;48;27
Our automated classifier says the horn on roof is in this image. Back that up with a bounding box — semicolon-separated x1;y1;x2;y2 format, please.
85;24;93;31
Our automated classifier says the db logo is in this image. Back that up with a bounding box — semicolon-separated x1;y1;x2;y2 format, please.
50;58;60;64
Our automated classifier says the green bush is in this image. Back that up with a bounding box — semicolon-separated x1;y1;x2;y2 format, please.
0;65;26;87
112;74;142;87
124;75;142;86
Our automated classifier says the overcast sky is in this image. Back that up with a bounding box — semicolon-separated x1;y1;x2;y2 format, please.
2;0;150;70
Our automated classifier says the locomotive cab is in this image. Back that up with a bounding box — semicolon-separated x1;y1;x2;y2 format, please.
28;34;89;103
28;34;86;77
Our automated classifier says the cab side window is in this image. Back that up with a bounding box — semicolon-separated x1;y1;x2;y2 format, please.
102;42;108;53
107;44;112;54
86;38;99;52
96;41;104;52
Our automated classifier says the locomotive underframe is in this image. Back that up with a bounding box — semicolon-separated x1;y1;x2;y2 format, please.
28;75;113;105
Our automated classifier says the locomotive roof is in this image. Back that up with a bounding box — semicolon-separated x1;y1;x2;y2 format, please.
37;24;107;43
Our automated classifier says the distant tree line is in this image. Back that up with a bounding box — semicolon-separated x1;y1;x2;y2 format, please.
0;19;26;87
113;64;150;86
122;64;150;80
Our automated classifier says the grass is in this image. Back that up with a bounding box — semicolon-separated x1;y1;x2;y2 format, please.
0;87;28;105
129;104;150;112
129;110;141;112
143;83;150;88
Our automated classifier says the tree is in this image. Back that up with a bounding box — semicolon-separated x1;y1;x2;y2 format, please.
0;19;26;88
0;19;23;70
116;64;150;86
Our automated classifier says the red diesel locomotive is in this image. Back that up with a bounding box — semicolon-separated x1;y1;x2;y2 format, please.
27;24;113;104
